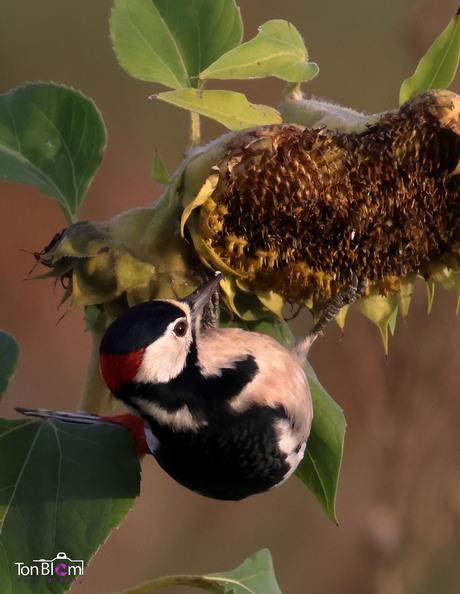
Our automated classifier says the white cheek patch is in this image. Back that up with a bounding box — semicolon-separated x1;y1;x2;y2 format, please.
133;398;207;432
134;318;192;384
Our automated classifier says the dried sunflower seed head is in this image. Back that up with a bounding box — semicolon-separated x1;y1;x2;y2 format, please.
35;90;460;353
180;90;460;323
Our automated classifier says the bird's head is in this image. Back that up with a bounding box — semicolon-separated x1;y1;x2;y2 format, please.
99;273;221;393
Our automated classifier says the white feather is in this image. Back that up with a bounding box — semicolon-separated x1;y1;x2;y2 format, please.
133;398;206;432
274;417;306;483
198;327;313;444
144;425;160;453
134;316;192;384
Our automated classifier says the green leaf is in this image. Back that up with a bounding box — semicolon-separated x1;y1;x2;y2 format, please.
152;151;170;184
110;0;242;89
0;331;19;403
0;418;140;594
110;0;188;88
0;83;106;224
155;89;281;130
245;317;294;345
120;548;281;594
295;364;346;524
200;20;319;83
400;7;460;104
246;317;344;522
205;548;281;594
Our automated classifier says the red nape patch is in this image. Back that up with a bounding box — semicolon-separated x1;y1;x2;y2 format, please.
100;413;150;458
99;349;144;393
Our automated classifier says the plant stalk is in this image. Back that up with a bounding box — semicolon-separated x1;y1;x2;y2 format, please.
78;310;117;415
188;110;201;151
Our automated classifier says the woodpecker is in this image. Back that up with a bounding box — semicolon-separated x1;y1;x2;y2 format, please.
97;272;360;500
18;273;361;500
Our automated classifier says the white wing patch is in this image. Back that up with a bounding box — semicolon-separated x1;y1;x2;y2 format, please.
274;417;307;482
133;398;207;432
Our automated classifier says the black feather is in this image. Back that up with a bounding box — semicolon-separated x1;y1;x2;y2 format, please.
149;404;290;500
100;301;184;355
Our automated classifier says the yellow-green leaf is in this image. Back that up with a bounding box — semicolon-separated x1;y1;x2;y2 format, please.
120;549;281;594
200;19;319;83
152;152;170;184
356;292;399;354
155;89;281;130
400;7;460;104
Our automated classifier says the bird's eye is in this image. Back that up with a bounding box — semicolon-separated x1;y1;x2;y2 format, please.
173;319;188;337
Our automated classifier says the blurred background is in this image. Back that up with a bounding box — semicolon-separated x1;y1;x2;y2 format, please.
1;1;459;592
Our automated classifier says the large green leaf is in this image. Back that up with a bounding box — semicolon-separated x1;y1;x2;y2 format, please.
110;0;242;89
0;418;140;594
119;548;281;594
400;7;460;104
247;318;345;523
0;331;18;403
0;83;106;224
155;89;281;130
295;363;346;524
200;20;319;83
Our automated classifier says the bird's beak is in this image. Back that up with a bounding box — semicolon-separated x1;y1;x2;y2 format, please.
182;271;222;314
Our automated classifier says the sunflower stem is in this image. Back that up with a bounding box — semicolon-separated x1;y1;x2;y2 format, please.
188;110;201;151
78;310;117;415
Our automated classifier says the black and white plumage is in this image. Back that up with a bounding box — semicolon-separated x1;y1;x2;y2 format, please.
18;273;360;500
98;273;319;500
